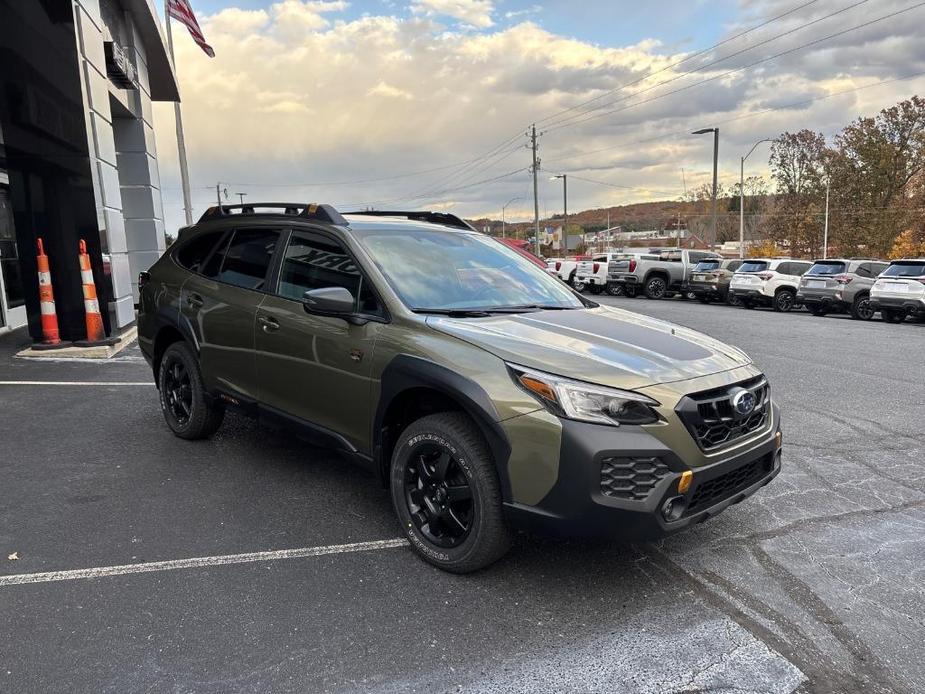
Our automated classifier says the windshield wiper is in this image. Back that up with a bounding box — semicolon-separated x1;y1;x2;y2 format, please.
412;307;539;317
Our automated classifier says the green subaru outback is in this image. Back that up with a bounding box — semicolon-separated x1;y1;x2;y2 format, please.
138;204;781;573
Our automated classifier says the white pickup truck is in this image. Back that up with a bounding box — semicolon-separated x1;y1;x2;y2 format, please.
574;253;626;294
547;256;592;287
606;249;722;299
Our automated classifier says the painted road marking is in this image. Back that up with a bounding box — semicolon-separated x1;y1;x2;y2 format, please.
0;538;409;587
0;381;153;386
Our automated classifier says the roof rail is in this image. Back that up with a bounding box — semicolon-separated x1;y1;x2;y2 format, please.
197;203;348;226
345;210;476;231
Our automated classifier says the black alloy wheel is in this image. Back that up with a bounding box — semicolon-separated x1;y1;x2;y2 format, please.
726;292;742;307
607;284;624;296
404;444;474;548
773;289;795;312
881;308;905;324
163;357;192;426
850;295;875;321
645;276;667;300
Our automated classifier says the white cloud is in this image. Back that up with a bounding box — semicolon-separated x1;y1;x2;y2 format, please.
410;0;494;28
153;0;925;230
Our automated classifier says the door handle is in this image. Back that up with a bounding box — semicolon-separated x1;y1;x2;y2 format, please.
258;315;280;333
187;293;204;308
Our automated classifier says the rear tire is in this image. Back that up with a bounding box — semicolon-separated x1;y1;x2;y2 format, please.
644;276;668;300
726;293;742;307
850;295;874;321
157;342;225;440
881;308;905;324
773;289;795;312
390;412;511;574
606;284;624;296
573;280;587;293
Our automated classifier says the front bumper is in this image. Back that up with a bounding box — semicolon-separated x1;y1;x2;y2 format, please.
503;405;782;541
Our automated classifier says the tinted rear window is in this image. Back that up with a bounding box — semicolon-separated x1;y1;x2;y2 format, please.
738;261;768;273
175;230;226;273
693;260;721;271
211;229;280;290
806;261;846;276
883;262;925;277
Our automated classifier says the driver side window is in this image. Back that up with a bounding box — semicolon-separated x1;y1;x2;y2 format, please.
277;231;383;316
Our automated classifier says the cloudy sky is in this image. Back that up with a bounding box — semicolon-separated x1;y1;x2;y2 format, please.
153;0;925;232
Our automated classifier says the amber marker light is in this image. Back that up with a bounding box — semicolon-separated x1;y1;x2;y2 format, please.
678;470;693;494
518;374;557;404
776;430;783;449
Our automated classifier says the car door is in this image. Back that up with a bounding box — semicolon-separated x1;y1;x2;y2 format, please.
180;226;282;402
254;228;385;453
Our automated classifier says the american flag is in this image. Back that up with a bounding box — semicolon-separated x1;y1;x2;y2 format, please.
167;0;214;58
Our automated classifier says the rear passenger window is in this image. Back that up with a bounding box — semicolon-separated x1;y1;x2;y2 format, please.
210;229;280;290
726;260;743;272
775;263;791;275
856;264;873;278
174;230;226;273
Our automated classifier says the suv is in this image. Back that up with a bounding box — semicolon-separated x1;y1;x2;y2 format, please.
796;259;889;320
870;258;925;323
607;249;722;300
729;258;813;312
685;258;745;305
138;203;782;573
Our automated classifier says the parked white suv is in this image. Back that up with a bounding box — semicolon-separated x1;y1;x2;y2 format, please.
870;258;925;323
729;258;813;312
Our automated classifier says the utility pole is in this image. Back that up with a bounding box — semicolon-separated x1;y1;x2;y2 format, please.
677;210;682;248
215;184;222;206
165;3;193;226
551;174;567;245
823;178;830;259
236;192;247;205
740;138;771;259
530;125;541;257
692;128;719;250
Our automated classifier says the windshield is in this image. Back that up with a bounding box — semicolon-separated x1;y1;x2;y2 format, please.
806;261;846;276
882;262;925;278
355;229;586;311
739;261;769;273
693;260;721;271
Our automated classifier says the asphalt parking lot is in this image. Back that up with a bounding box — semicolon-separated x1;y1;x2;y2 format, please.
1;300;923;694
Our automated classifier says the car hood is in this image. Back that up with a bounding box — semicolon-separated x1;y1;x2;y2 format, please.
426;305;751;390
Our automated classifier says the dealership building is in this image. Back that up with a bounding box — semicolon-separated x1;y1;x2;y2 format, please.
0;0;178;341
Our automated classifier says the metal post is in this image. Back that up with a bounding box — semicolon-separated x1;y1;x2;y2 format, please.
823;179;830;259
562;174;568;239
739;156;745;259
531;125;540;256
165;3;193;227
711;128;719;250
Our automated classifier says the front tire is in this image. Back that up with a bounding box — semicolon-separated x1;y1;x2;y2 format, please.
157;342;225;440
390;412;511;573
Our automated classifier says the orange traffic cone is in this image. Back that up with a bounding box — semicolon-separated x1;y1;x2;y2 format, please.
31;238;69;350
75;239;108;346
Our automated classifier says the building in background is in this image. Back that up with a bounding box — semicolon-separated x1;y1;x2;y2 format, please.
0;0;178;340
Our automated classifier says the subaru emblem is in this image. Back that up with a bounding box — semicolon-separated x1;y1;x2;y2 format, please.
732;389;757;418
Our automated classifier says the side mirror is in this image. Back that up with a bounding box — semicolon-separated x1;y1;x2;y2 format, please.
302;287;355;315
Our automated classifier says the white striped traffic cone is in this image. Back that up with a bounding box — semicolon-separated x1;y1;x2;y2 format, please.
75;239;108;346
31;237;69;350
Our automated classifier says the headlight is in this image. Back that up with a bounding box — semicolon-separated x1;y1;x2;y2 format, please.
508;365;660;426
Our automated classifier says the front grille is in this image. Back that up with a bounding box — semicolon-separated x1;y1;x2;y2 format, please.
600;457;670;500
676;376;770;451
687;452;775;512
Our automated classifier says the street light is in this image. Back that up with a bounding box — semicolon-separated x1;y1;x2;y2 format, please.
550;174;567;243
692;128;719;249
236;192;247;205
739;138;772;259
501;197;522;238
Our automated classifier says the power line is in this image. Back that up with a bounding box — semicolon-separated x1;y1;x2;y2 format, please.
535;0;822;127
542;70;925;168
545;1;924;134
542;0;869;132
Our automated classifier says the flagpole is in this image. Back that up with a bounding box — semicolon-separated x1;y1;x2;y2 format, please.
165;1;194;226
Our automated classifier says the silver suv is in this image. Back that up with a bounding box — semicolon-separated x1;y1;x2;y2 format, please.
796;259;889;321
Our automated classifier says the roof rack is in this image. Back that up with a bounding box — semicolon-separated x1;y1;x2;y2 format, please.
345;210;476;231
197;203;348;226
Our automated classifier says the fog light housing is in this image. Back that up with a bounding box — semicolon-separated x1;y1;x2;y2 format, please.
661;495;686;521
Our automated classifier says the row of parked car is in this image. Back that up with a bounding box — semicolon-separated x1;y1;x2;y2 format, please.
545;249;925;324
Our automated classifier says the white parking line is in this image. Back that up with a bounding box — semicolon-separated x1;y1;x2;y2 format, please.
0;381;153;386
0;538;409;587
